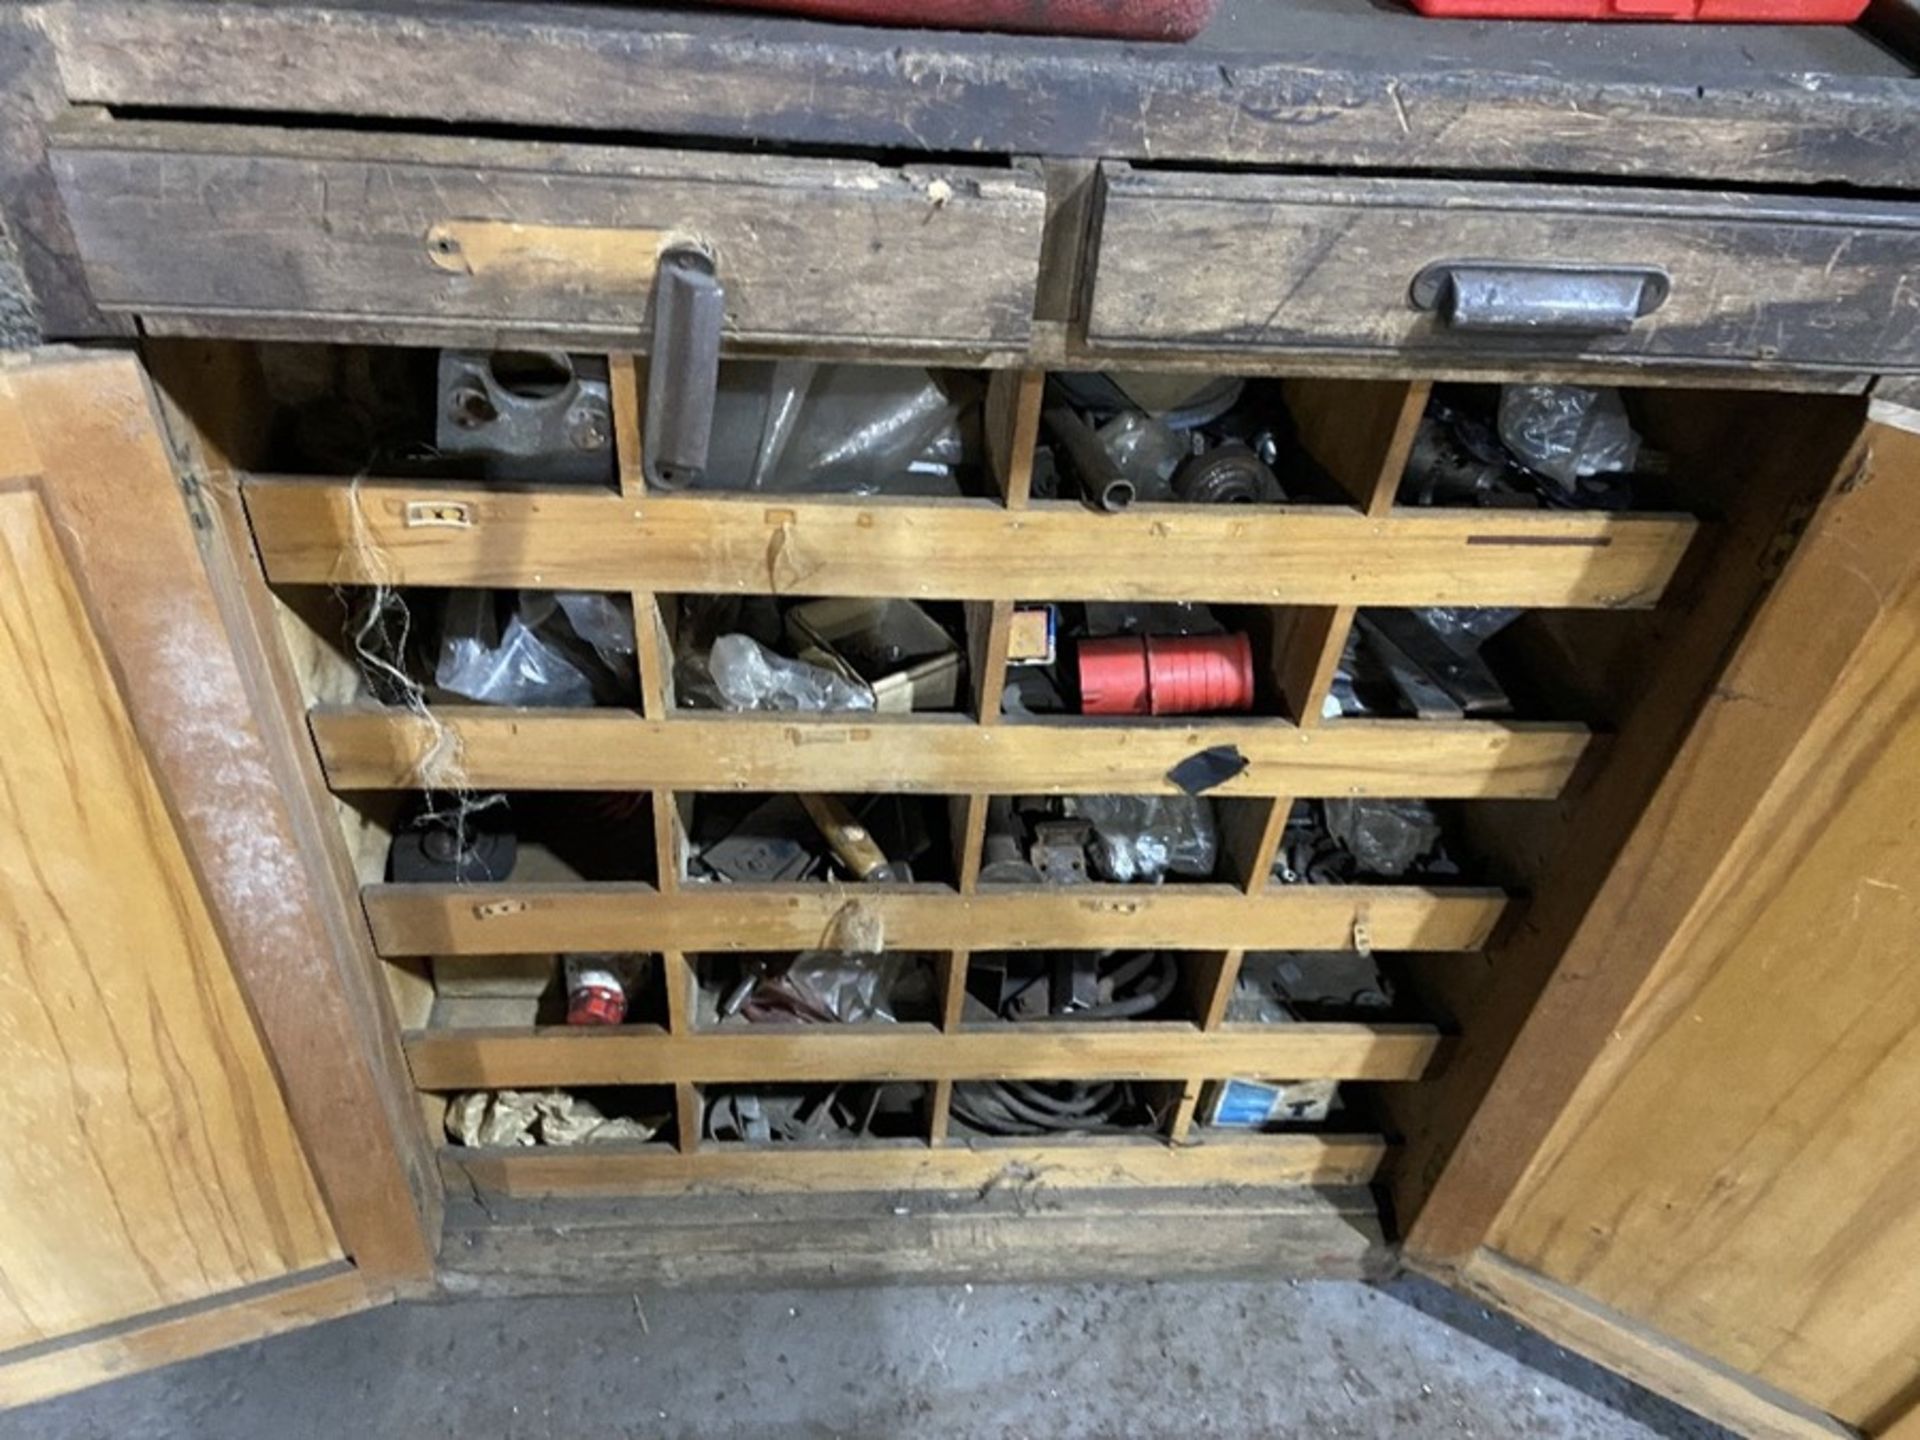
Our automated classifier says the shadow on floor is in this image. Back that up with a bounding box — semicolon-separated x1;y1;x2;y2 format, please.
1373;1274;1734;1440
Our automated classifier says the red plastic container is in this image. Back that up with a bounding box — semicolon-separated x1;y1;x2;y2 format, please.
1079;634;1255;716
1409;0;1864;20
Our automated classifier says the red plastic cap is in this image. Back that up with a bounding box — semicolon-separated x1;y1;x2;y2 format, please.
1079;633;1255;716
567;984;627;1027
1079;636;1153;714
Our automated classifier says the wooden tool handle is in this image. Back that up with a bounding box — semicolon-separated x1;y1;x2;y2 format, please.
800;793;890;881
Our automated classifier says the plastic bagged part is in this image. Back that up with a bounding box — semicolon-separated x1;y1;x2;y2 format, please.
1323;798;1444;879
437;592;596;707
1071;794;1218;884
553;592;637;673
707;633;876;712
1497;385;1641;491
729;952;908;1025
445;1089;663;1148
740;364;976;495
1413;606;1523;655
1094;411;1183;503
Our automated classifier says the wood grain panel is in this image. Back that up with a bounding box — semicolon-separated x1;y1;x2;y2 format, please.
365;882;1506;957
1091;168;1920;371
0;489;338;1351
48;120;1045;348
1454;1252;1855;1440
9;346;437;1286
308;707;1589;799
0;1267;373;1411
1483;423;1920;1428
242;478;1699;609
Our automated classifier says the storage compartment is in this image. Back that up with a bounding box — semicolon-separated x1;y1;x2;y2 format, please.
143;333;1868;1261
1087;166;1920;371
669;593;970;715
52;121;1049;350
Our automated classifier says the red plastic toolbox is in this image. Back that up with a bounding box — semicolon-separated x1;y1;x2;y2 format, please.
1409;0;1865;19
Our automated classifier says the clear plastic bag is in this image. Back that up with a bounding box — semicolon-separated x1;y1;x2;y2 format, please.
731;952;907;1024
1323;798;1443;878
1071;794;1218;884
435;591;629;710
1412;606;1522;655
717;363;974;495
1497;385;1641;490
553;592;636;673
706;633;876;712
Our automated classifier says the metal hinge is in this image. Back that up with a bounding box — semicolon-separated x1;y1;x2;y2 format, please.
177;464;212;532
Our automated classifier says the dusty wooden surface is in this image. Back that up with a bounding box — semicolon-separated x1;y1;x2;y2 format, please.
28;0;1920;189
436;1187;1390;1295
0;480;339;1350
0;350;439;1286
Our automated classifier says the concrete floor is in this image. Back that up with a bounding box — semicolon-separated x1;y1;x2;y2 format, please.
3;1277;1730;1440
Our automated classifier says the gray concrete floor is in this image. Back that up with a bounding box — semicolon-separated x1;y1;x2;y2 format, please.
3;1277;1730;1440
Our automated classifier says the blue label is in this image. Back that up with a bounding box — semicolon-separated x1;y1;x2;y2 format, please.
1211;1079;1280;1128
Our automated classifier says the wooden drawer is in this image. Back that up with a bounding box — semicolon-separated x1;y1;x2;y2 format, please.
1086;166;1920;372
48;121;1047;351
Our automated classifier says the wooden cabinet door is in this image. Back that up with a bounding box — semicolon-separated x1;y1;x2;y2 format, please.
0;350;430;1409
1406;404;1920;1440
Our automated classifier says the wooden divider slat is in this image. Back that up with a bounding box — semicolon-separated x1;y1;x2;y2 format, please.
310;709;1589;798
368;883;1504;957
404;1021;1442;1089
243;478;1697;609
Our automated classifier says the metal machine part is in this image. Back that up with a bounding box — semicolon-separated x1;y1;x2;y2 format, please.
1042;403;1136;512
979;796;1045;885
389;805;517;885
1171;440;1277;505
1229;951;1395;1023
695;796;820;883
1273;799;1458;884
975;951;1178;1022
1030;818;1094;885
705;1083;912;1143
644;246;726;489
435;350;613;486
1357;610;1511;718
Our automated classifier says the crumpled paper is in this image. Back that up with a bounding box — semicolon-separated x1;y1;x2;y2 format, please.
445;1089;663;1147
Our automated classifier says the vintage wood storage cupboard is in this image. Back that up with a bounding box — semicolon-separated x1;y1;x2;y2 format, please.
3;3;1920;1436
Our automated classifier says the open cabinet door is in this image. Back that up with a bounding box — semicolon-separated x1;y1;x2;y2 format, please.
0;350;434;1410
1403;402;1920;1440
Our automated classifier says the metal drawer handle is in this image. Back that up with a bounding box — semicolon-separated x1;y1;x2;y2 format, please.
644;245;725;490
1410;262;1670;335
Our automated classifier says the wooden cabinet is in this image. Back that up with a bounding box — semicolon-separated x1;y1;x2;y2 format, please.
0;351;433;1408
5;2;1920;1430
1404;411;1920;1440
